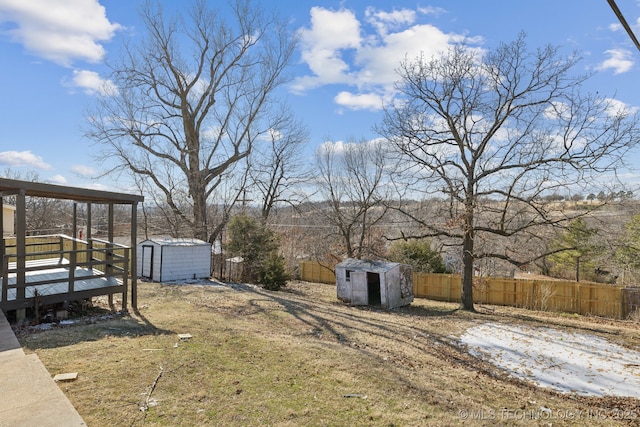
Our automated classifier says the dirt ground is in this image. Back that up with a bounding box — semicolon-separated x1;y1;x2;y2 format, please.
14;279;640;426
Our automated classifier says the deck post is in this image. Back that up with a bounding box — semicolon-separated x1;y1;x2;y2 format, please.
107;203;114;309
69;205;78;299
122;246;129;312
72;203;77;240
130;201;138;311
87;203;93;271
15;190;26;320
0;196;4;278
1;256;7;306
68;237;76;294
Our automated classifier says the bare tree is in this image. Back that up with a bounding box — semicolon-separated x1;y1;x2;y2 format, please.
1;170;70;235
87;0;296;241
377;33;640;311
247;107;310;223
315;138;391;260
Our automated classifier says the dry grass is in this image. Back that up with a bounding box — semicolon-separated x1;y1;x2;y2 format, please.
15;280;640;426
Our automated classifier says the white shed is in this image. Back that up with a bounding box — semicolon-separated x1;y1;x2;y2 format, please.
2;204;15;236
335;259;413;309
137;238;212;282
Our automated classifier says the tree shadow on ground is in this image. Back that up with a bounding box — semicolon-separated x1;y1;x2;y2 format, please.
207;281;495;397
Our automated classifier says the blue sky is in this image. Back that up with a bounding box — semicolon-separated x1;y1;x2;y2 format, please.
0;0;639;192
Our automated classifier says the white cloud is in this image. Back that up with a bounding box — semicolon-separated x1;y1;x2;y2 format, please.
48;174;67;184
0;0;121;66
597;49;634;74
356;24;470;88
543;101;572;120
334;91;383;111
0;150;52;169
71;164;96;176
317;137;389;157
293;5;482;111
303;7;362;51
317;139;346;156
365;7;416;36
294;7;362;91
418;6;446;17
603;98;639;117
609;22;623;32
66;69;118;96
85;183;111;191
545;98;638;122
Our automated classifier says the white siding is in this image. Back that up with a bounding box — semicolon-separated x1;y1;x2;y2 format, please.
137;239;211;282
336;268;350;303
382;268;399;309
159;244;211;281
2;205;15;236
350;271;368;305
152;244;163;281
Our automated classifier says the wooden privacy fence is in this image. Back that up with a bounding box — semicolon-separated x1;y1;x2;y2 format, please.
299;261;639;319
299;261;336;284
414;274;630;319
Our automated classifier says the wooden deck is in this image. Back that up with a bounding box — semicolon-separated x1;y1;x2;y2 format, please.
1;235;130;313
1;178;143;313
2;258;122;303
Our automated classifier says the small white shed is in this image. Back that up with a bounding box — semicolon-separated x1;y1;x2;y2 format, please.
137;238;212;282
335;259;413;309
2;204;15;236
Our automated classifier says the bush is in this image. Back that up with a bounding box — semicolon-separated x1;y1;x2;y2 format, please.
226;214;289;289
258;252;290;291
388;239;449;273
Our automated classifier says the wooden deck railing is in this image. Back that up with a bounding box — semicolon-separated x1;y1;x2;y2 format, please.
1;234;130;312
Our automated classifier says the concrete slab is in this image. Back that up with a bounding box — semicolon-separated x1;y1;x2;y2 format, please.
0;312;86;426
0;309;21;354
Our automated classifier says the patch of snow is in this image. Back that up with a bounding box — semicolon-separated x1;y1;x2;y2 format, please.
460;323;640;398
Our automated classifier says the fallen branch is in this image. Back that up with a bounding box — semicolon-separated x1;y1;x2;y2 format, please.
140;366;163;412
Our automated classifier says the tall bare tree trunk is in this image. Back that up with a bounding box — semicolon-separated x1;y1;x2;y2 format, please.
192;184;208;241
461;202;475;311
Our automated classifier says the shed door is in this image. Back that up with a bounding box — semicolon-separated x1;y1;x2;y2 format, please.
141;245;154;279
367;272;381;305
350;271;368;305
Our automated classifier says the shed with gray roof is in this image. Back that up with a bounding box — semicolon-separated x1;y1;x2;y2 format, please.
335;258;413;309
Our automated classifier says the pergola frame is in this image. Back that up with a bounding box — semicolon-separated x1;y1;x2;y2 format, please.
0;178;143;312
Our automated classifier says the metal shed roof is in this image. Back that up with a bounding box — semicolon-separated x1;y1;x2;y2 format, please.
336;258;401;273
139;238;210;246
